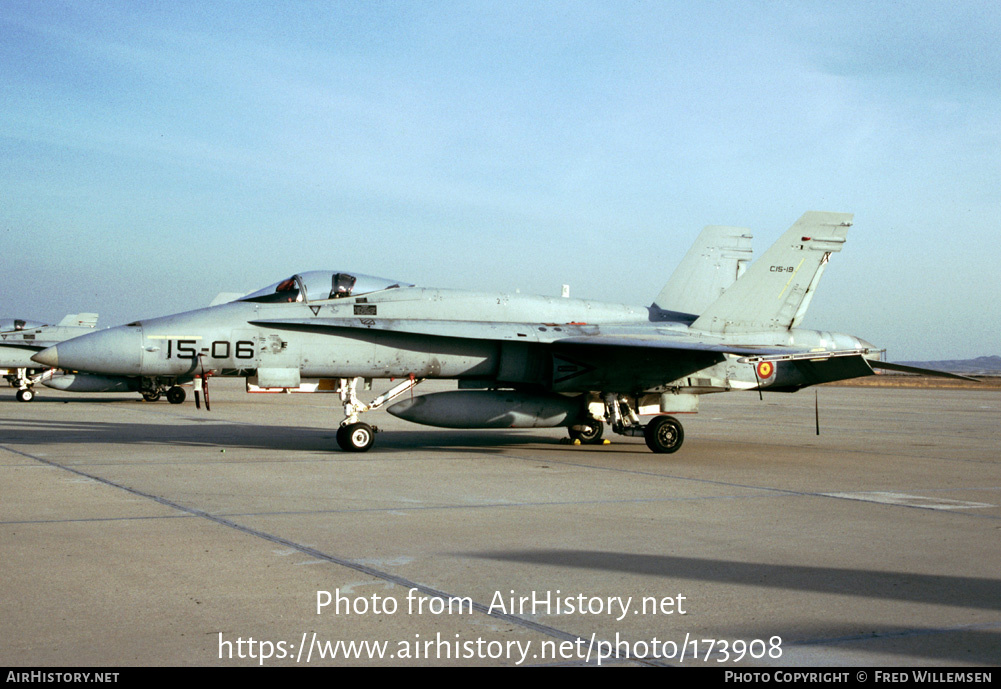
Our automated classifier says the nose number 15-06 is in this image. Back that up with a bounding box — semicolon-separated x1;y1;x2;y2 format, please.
165;339;255;360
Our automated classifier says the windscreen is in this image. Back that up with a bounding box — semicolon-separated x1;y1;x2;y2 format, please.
0;318;46;332
240;271;411;304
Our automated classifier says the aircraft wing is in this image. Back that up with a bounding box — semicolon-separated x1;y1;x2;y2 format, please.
250;317;796;391
250;317;976;386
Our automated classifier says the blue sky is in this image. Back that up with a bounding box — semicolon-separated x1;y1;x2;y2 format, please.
2;1;998;359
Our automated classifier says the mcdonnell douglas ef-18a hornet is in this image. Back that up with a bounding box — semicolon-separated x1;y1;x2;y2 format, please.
22;223;750;416
1;314;98;401
31;212;970;453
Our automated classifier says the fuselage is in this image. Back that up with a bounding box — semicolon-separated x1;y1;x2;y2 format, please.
32;284;872;394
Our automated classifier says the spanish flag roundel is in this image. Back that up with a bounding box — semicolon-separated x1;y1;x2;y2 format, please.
756;361;775;379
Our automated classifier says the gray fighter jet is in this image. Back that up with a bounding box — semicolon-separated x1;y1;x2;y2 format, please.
1;314;98;401
31;212;969;452
23;224;751;412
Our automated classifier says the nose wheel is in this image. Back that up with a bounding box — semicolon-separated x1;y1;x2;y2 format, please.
336;422;376;452
139;379;188;404
16;388;35;403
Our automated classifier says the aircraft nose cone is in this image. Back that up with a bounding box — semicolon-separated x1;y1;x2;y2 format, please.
30;326;143;375
31;346;59;368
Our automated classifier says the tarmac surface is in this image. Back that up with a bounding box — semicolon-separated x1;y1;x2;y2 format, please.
1;378;999;667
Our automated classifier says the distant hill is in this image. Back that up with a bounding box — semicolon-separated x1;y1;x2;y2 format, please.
897;355;1001;375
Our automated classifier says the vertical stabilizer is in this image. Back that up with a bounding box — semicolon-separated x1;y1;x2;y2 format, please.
653;226;753;316
57;313;99;328
690;212;852;334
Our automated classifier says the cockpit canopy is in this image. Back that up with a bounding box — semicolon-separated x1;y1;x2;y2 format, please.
0;318;46;332
240;271;412;304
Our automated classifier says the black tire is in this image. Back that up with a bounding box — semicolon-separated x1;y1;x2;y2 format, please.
644;416;684;454
336;422;375;452
142;391;161;402
166;387;186;405
16;388;34;403
568;419;604;444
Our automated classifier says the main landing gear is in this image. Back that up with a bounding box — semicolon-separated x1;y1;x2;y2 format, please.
335;376;424;452
643;415;684;454
567;417;604;444
568;393;685;454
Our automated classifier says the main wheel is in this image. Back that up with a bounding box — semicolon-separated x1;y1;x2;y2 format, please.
568;419;604;444
644;415;684;454
16;388;34;403
142;390;161;402
166;386;186;405
336;422;375;452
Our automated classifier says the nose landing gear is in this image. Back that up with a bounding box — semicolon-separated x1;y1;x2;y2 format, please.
140;379;188;404
336;422;376;452
334;376;424;452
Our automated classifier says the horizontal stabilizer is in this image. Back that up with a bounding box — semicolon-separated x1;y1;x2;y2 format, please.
768;354;877;390
869;360;980;382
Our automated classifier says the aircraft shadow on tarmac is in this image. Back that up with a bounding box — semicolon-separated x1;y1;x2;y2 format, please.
464;549;1000;663
467;549;1001;611
2;395;142;405
0;394;771;455
0;416;593;455
0;417;341;453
